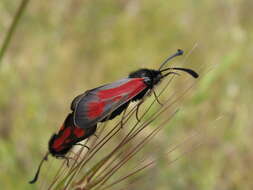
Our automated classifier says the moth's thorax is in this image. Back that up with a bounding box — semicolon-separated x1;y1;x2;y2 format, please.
128;69;162;88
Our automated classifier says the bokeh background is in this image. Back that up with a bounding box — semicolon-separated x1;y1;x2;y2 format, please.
0;0;252;189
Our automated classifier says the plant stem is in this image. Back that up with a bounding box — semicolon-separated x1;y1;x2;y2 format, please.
0;0;30;64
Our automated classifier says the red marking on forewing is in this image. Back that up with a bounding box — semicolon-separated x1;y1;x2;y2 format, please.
112;96;123;102
87;101;105;119
98;79;146;99
86;79;147;119
53;127;71;150
127;81;147;99
73;127;86;138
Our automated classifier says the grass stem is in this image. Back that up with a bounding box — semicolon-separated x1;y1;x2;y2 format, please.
0;0;30;63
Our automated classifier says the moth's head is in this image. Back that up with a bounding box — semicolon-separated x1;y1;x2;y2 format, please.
129;49;198;87
157;49;198;79
129;69;162;87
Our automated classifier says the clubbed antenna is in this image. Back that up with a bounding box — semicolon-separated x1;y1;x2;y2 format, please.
161;67;199;78
171;67;198;78
158;49;184;71
29;152;49;184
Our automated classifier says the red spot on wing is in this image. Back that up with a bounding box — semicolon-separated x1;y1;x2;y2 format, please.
73;127;86;138
127;81;147;99
87;101;105;119
53;127;71;150
112;96;123;102
98;79;146;99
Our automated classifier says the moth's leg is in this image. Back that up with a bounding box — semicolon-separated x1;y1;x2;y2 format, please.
120;105;128;128
135;105;140;122
62;156;78;167
135;99;144;122
153;89;163;106
62;156;70;167
93;134;99;138
75;143;90;150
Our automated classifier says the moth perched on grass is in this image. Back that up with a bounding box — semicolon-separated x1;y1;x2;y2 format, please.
29;49;198;184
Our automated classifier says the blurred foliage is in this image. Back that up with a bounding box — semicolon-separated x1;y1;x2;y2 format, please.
0;0;253;189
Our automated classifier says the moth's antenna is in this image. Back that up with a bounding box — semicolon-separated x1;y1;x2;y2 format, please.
171;67;198;78
29;152;49;184
161;67;199;78
158;49;184;71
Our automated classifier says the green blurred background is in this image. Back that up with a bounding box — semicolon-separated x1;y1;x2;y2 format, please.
0;0;252;189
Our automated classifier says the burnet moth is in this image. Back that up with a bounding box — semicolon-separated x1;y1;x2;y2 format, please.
29;49;198;184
